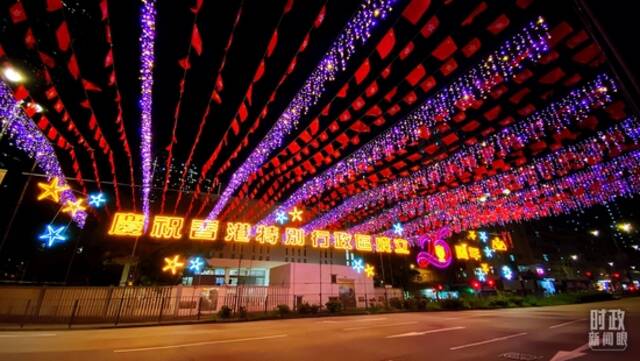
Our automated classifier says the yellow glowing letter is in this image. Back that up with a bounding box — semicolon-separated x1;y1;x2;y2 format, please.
393;238;410;255
310;230;330;248
150;216;184;239
374;236;393;253
256;225;280;245
455;244;469;260
354;233;373;252
189;219;219;241
468;246;482;261
333;231;353;250
491;237;508;251
108;212;145;237
284;227;305;246
224;222;251;243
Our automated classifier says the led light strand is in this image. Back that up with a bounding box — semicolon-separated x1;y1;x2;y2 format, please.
404;149;640;243
303;74;617;233
359;117;639;237
262;18;551;225
0;80;87;227
205;0;397;220
139;0;157;229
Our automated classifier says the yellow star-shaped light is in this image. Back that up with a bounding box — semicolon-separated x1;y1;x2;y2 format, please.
288;207;303;222
162;255;185;275
289;207;302;222
364;264;375;278
468;230;477;240
61;198;87;217
37;177;69;203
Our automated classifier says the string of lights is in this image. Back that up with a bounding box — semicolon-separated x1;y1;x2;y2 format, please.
262;17;551;226
205;0;397;221
303;74;616;232
139;0;157;229
356;117;640;237
401;148;640;244
0;80;87;227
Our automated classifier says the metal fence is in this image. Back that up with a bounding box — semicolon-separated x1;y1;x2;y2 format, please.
0;285;401;327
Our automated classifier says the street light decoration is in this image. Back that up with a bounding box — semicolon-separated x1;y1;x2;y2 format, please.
61;198;87;217
38;225;67;247
364;264;375;278
37;177;70;203
162;255;185;275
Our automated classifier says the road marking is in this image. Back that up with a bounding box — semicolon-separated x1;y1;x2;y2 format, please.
354;317;388;322
450;332;528;350
113;334;287;353
0;333;56;338
386;326;465;338
549;319;587;329
344;321;418;331
549;343;589;361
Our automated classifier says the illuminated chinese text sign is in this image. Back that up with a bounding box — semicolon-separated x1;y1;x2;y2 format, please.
107;212;410;255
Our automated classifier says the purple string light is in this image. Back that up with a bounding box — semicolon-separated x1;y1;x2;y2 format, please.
261;17;551;225
304;74;616;232
205;0;397;220
407;150;640;243
1;80;87;227
139;0;157;229
358;117;639;238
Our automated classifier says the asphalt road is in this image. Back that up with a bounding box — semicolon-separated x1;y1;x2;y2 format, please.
0;298;638;361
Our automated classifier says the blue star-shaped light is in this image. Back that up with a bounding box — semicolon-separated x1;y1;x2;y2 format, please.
483;246;494;259
392;223;403;235
474;267;486;282
352;258;365;273
478;231;489;243
275;210;289;225
501;265;513;280
188;257;205;274
38;225;67;247
88;192;106;207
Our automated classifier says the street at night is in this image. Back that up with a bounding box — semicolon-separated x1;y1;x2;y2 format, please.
1;298;638;361
2;0;640;359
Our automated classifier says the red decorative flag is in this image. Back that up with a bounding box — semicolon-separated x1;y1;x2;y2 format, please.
267;31;278;57
38;51;56;68
24;28;36;49
104;49;113;67
67;55;80;79
56;22;71;52
47;0;63;12
9;3;27;24
191;24;202;55
83;79;102;92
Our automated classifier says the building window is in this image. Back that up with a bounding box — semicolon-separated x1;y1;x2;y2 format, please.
331;274;337;284
285;248;288;255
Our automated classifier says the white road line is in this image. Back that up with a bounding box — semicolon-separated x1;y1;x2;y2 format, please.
386;326;466;339
344;321;418;331
113;334;287;353
549;318;587;329
0;333;56;338
450;332;528;350
354;317;388;322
